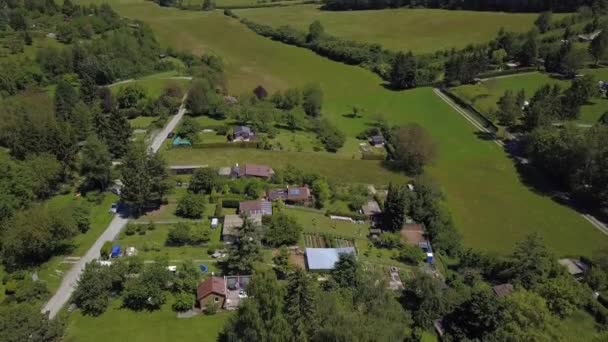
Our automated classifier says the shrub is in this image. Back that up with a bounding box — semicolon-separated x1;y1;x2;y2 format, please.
167;223;192;246
176;193;207;219
100;241;113;259
206;301;218;315
124;223;137;236
397;244;425;265
172;292;193;312
214;201;223;217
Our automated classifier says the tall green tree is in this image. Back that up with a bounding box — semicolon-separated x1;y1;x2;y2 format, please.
302;83;323;117
507;233;560;289
0;304;65;342
331;253;360;288
497;90;521;128
390;51;417;89
307;20;324;42
285;269;318;340
383;182;409;231
54;80;79;121
590;29;608;64
225;218;263;274
81;135;112;191
120;142;170;215
534;11;552;33
390;123;437;174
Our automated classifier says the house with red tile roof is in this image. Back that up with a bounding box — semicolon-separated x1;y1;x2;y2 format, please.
196;276;226;310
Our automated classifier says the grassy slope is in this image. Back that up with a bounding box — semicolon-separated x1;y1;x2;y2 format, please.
452;70;608;124
81;1;608;257
65;300;231;342
236;5;561;53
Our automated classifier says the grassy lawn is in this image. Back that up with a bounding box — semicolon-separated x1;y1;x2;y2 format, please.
235;5;560;54
287;208;368;239
164;147;407;184
114;222;223;264
37;192;118;292
65;300;231;342
110;70;191;98
75;0;608;258
129;116;158;129
452;70;608;125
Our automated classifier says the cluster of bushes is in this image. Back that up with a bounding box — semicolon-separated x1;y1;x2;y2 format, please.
114;82;184;120
124;221;156;236
383;177;461;255
166;222;211;246
493;75;595;131
72;259;202;315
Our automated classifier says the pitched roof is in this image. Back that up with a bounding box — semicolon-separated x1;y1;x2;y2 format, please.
492;283;514;298
400;223;426;245
239;200;272;216
361;200;381;216
305;247;356;271
558;258;587;275
243;164;274;178
371;135;385;144
197;276;226;300
234;126;251;134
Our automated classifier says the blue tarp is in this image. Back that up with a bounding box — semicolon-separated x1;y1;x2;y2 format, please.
111;245;121;258
200;264;209;273
172;137;192;146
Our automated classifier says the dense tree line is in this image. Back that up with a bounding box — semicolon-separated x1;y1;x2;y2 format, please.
322;0;608;13
526;124;608;210
220;258;412;341
240;18;440;86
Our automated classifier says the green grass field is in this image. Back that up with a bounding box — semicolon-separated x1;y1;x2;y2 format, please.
65;300;231;342
452;70;608;125
74;0;608;257
235;5;559;53
37;192;118;292
110;70;191;98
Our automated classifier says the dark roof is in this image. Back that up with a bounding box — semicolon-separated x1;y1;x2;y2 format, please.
239;200;272;216
267;186;311;201
371;135;385;144
493;283;514;298
197;276;225;300
234;126;251;134
361;200;381;216
243;164;274;178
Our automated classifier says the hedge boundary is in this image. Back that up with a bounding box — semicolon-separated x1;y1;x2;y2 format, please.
440;88;499;133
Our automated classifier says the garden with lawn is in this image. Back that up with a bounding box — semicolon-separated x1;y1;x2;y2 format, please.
65;300;231;342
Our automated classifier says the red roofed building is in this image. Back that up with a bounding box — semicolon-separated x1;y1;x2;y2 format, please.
242;164;274;179
197;276;226;309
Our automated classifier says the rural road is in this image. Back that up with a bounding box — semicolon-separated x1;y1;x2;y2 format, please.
41;95;189;319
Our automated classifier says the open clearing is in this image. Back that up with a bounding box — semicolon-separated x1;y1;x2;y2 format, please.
65;300;231;342
77;0;608;257
236;5;558;53
452;70;608;124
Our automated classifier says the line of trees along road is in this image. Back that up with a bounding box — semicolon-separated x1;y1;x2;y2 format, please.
322;0;608;12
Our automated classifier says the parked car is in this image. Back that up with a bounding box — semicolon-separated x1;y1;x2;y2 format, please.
167;132;175;139
109;203;119;214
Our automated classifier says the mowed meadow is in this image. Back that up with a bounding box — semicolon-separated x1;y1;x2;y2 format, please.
235;4;561;53
75;0;607;257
